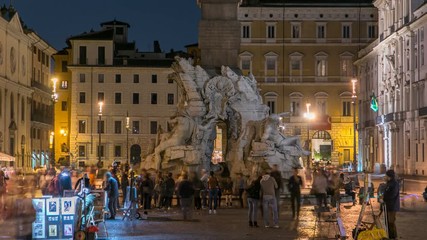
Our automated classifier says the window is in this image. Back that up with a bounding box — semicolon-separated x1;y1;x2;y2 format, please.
421;45;425;66
97;145;105;158
79;92;86;103
42;52;46;65
266;98;276;114
167;94;174;105
242;25;250;38
241;59;251;70
98;92;104;102
368;24;377;38
61;101;67;111
115;93;122;104
78;120;86;133
342;24;351;39
266;58;276;70
341;58;353;77
116;27;124;35
291;60;301;70
21;99;25;121
133;74;139;83
315;93;328;115
98;74;104;83
291;101;300;116
61;80;68;89
133;93;139;104
342;101;352;116
79;46;87;64
61;61;68;72
151;93;158;104
267;24;276;39
168;79;174;84
37;49;41;62
97;46;105;65
114;121;122;134
79;73;86;83
114;145;122;157
317;24;326;39
97;120;105;133
151;74;157;83
46;55;50;67
316;59;327;77
132;121;140;134
78;145;86;157
115;74;121;83
150;121;158;134
291;23;300;39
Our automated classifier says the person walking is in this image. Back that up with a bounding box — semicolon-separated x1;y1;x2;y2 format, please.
208;171;219;214
381;170;400;240
178;173;195;220
153;172;163;208
312;169;328;209
104;172;119;220
260;171;279;228
121;170;129;208
288;168;303;219
190;172;203;210
236;174;246;208
246;176;261;227
58;168;72;197
200;169;209;209
0;169;8;210
270;164;283;213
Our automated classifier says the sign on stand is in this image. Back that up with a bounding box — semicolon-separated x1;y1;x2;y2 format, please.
46;198;60;239
61;197;78;238
32;198;46;239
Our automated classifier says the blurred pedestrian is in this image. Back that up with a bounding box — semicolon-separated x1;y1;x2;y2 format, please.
178;173;195;220
270;164;283;213
200;169;209;209
288;168;303;219
75;173;90;194
222;177;233;207
0;169;8;209
246;175;261;227
236;174;246;208
190;172;203;210
328;170;341;208
260;171;279;228
141;173;154;210
121;169;129;207
164;172;175;210
381;170;400;239
342;173;356;205
423;186;427;201
153;172;163;208
312;169;328;209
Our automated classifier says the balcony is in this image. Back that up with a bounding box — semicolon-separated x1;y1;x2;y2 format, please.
31;110;53;125
31;80;51;94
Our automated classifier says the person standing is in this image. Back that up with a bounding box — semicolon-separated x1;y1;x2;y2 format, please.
141;173;154;210
381;170;400;240
74;173;90;194
0;169;9;210
121;170;129;208
104;172;119;220
178;173;195;220
288;168;303;219
260;171;279;228
270;164;283;213
58;168;72;197
208;171;219;214
246;176;261;227
164;172;175;210
153;172;163;208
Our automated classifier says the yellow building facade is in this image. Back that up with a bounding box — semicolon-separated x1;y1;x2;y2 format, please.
238;1;377;166
52;49;72;164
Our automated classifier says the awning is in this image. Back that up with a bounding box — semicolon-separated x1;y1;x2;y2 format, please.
0;152;15;162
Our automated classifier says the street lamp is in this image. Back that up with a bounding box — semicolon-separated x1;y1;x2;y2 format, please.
51;77;58;167
303;103;315;168
98;101;103;168
351;78;358;172
126;111;130;165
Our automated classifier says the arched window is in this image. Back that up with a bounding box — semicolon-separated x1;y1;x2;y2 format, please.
264;92;278;114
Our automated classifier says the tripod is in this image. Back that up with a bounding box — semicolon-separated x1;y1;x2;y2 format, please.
122;171;140;220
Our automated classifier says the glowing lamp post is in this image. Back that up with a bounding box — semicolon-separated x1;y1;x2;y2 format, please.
51;77;58;167
126;111;130;165
98;101;103;166
351;78;358;171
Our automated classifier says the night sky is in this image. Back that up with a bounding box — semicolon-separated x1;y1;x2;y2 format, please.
12;0;201;52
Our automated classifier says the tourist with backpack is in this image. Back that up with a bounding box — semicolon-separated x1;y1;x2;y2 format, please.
208;171;219;214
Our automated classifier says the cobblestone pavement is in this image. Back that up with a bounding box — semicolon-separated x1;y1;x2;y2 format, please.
99;197;427;240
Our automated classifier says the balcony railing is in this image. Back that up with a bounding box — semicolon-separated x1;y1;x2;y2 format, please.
31;80;51;93
31;110;53;125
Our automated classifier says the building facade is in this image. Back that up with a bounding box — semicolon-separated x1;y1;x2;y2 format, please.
0;6;55;171
56;20;177;167
236;0;377;166
357;0;427;175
